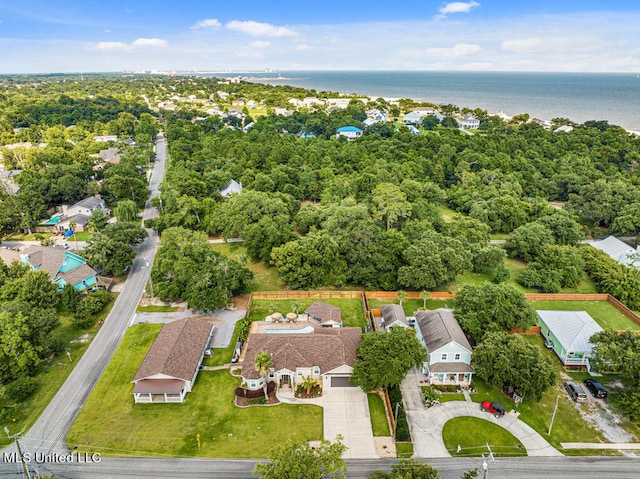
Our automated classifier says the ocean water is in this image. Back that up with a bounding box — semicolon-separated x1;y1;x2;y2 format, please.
238;71;640;131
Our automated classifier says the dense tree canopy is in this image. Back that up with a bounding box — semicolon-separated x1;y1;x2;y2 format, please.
351;328;427;392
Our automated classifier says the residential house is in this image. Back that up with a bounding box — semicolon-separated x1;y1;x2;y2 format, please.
458;114;480;130
553;125;574;133
380;304;411;330
414;309;474;385
120;139;136;147
132;318;215;403
305;302;343;328
219;179;243;198
336;126;363;140
536;310;603;368
273;107;293;116
90;147;121;169
402;111;424;125
0;169;21;195
589;236;640;269
93;135;118;143
241;326;361;391
297;131;317;139
15;245;98;291
40;195;109;234
326;98;350;109
406;125;420;136
243;122;255;133
231;100;245;107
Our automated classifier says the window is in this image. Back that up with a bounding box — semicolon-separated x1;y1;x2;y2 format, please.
441;353;447;361
313;367;320;375
297;371;303;376
454;353;461;360
268;372;275;378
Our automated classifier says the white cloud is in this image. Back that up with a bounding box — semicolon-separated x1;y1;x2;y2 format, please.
226;20;296;37
501;37;547;54
132;37;168;48
103;29;111;33
295;44;310;51
250;40;271;48
435;1;480;20
424;43;482;57
92;41;129;51
89;38;168;51
191;18;221;30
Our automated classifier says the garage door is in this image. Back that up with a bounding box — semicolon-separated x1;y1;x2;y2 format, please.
330;376;355;387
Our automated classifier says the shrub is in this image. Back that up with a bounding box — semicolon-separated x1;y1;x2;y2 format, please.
258;397;266;404
73;292;112;328
235;387;246;398
6;377;38;402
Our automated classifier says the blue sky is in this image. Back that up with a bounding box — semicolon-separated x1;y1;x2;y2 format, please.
0;1;639;73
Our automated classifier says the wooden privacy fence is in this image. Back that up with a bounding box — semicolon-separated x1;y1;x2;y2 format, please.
251;291;362;300
365;291;456;300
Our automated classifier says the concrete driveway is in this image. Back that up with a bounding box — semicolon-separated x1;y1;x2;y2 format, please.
278;386;377;459
401;369;562;458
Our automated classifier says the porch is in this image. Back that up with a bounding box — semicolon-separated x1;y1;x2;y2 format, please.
422;362;475;386
132;378;186;403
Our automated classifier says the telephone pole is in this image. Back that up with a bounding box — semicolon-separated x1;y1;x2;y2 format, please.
4;426;31;479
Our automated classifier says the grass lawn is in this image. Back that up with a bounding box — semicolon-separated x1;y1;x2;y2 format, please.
0;299;114;447
248;298;367;329
436;205;459;223
395;442;413;458
210;242;283;291
366;298;454;315
368;393;390;436
529;300;639;331
136;305;178;313
67;324;323;458
443;417;527;457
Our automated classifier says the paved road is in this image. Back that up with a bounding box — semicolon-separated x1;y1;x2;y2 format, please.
6;134;166;458
3;456;640;479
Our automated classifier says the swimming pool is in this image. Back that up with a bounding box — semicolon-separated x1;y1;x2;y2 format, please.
265;326;314;334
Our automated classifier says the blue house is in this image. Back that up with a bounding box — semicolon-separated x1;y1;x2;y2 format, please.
414;308;474;386
19;245;98;291
336;126;363;140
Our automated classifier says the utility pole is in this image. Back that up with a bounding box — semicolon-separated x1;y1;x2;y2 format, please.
393;402;402;439
4;426;31;479
548;394;560;435
482;442;495;479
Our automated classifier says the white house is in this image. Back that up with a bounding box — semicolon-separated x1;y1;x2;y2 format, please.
336;126;363;140
132;318;215;403
458;114;480;130
240;326;361;391
537;310;603;368
414;309;474;385
402;111;424;125
589;236;640;269
93;135;118;143
219;179;243;198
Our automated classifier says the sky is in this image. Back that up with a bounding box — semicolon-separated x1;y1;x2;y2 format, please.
0;1;639;73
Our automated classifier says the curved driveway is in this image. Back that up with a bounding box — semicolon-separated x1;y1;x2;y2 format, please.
401;369;562;458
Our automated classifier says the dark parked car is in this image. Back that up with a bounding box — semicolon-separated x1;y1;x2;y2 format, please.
584;379;608;398
480;401;506;418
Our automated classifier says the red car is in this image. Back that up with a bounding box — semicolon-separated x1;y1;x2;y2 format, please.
480;401;506;418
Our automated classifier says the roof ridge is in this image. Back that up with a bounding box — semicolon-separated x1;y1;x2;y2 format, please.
438;310;455;342
161;318;189;374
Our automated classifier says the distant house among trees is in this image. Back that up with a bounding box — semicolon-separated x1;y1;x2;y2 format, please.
40;195;110;233
336;126;363;140
458;114;480;130
219;179;243;198
588;236;640;269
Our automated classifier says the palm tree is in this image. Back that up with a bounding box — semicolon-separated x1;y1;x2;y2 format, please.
68;219;78;250
397;290;407;307
420;290;431;310
301;375;316;396
291;300;302;314
254;350;273;399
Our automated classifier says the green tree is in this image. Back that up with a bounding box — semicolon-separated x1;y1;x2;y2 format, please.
371;183;412;230
301;375;316;395
254;350;273;398
253;437;347;479
420;290;431;309
504;222;554;262
590;330;640;383
398;233;472;290
397;290;407;306
87;208;108;232
351;328;427;392
16;270;60;309
0;311;42;382
84;222;147;276
113;199;139;222
473;332;556;401
61;283;81;313
271;231;346;289
369;459;477;479
473;245;506;273
454;284;536;340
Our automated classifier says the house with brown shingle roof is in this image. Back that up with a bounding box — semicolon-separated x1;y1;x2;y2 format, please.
414;308;474;386
132;318;215;403
15;245;98;291
305;302;343;328
241;326;361;391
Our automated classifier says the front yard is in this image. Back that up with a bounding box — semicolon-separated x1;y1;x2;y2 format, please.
67;324;323;458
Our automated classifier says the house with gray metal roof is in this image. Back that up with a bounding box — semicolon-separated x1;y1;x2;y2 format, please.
380;304;410;330
414;308;474;386
219;179;243;198
536;310;603;368
588;236;640;269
